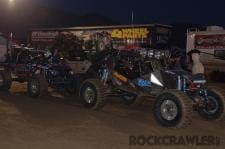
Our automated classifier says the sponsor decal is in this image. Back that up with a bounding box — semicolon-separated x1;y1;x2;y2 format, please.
111;28;149;39
31;31;59;42
195;34;225;49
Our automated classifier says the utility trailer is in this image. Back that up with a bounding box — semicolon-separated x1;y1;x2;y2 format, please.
186;26;225;80
0;33;8;63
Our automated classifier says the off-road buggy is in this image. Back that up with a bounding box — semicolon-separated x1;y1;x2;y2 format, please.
0;33;98;98
0;46;79;98
26;50;79;98
0;46;45;93
79;49;225;128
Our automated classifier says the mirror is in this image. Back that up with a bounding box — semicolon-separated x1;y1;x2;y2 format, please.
214;50;225;60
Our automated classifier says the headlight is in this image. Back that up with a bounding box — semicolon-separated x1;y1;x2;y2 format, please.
147;50;154;58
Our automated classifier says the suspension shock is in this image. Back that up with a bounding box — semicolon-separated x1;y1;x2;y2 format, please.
101;68;109;85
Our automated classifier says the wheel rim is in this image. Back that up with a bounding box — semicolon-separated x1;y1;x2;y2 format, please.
160;99;178;121
84;87;96;104
203;96;219;114
30;80;39;94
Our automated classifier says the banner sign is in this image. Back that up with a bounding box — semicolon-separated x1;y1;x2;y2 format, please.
31;31;59;42
195;34;225;49
111;28;149;39
30;25;172;50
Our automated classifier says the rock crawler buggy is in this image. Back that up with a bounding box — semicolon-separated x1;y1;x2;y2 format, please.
0;41;99;99
79;49;225;128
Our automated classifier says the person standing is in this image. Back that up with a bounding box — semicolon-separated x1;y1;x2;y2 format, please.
188;49;204;74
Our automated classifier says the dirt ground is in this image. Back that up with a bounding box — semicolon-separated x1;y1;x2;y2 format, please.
0;82;224;149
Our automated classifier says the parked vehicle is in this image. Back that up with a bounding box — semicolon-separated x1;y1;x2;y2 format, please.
0;45;78;98
79;49;225;128
0;46;46;95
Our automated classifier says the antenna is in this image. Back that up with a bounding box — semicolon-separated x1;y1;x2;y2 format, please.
131;11;134;49
131;11;134;26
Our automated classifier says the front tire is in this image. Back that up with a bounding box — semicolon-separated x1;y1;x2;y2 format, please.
153;90;193;128
27;75;48;98
80;79;107;110
198;87;225;121
0;70;12;91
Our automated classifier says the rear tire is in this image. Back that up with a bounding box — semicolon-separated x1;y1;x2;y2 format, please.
198;86;225;121
153;90;193;128
80;79;107;110
27;75;48;98
0;70;12;91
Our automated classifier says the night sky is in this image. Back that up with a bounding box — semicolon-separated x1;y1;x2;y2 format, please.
38;0;225;26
